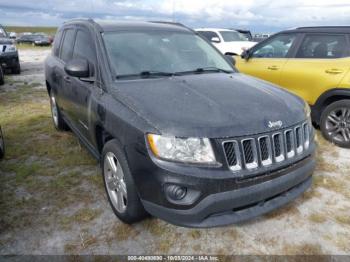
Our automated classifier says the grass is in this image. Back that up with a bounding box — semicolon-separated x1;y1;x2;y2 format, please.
16;43;52;50
0;77;102;234
5;26;57;36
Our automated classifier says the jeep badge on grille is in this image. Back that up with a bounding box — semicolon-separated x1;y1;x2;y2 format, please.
268;120;283;128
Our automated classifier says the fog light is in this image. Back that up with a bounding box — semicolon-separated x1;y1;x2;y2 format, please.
165;184;187;201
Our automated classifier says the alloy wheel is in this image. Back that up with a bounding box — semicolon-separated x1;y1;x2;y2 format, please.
325;107;350;143
103;152;128;213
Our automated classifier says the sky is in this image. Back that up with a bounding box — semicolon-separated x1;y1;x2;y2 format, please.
1;0;350;33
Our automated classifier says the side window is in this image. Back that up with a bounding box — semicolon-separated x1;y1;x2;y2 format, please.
296;34;347;59
52;30;63;57
60;29;76;62
252;34;297;58
72;30;97;69
198;31;221;43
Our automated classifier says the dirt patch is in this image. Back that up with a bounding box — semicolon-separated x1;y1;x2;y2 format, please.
0;49;349;255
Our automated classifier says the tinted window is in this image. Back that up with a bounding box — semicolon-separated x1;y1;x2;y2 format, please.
296;34;347;59
73;30;96;65
252;34;296;58
220;31;248;42
60;29;75;62
53;31;63;57
198;31;220;42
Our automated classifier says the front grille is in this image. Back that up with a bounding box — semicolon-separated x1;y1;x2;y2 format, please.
223;121;311;172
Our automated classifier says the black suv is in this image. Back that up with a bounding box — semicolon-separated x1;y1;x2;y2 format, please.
0;25;20;74
45;19;315;227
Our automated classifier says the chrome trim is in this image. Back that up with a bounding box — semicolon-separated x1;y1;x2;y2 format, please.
222;140;242;171
295;126;303;154
222;121;310;173
272;133;285;162
258;135;272;166
241;138;258;169
284;129;295;158
303;122;310;149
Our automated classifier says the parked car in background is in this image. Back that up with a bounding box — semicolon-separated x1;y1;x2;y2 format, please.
196;28;257;55
9;32;17;39
231;28;253;41
0;66;4;85
253;33;271;42
236;26;350;148
0;126;5;159
16;34;36;44
0;25;20;74
32;35;51;46
45;19;315;227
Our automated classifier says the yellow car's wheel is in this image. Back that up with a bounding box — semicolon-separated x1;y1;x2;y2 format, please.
320;99;350;148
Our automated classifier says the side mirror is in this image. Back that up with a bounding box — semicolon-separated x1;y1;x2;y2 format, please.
210;37;220;43
241;49;251;60
64;58;90;78
224;54;236;66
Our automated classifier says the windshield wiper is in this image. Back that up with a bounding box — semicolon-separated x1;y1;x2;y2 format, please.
175;67;233;75
116;71;174;79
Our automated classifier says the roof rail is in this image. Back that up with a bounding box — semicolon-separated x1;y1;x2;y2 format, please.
149;20;195;33
296;26;350;29
149;21;188;28
63;18;95;24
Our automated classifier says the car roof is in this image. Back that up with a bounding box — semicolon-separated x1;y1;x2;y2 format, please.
63;18;192;33
281;26;350;34
195;28;238;33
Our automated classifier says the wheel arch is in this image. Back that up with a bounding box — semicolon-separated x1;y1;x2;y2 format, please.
312;88;350;125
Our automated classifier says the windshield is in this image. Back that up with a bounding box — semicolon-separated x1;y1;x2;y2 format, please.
220;31;249;42
103;30;233;78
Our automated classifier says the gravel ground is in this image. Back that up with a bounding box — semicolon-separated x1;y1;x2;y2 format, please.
0;49;349;255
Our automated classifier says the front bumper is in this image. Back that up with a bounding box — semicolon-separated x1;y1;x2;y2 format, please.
0;51;19;68
142;156;315;227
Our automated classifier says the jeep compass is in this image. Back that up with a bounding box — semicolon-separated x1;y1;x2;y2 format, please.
45;19;315;227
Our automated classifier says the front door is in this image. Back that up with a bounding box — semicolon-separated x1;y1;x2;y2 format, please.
236;33;299;86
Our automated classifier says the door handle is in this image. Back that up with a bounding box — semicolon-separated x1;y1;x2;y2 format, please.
267;65;279;70
63;76;71;83
325;69;343;74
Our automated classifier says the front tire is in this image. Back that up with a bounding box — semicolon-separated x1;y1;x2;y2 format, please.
102;139;148;224
320;99;350;148
49;92;69;131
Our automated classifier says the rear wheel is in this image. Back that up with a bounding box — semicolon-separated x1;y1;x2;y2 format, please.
49;92;69;131
320;99;350;148
102;139;148;224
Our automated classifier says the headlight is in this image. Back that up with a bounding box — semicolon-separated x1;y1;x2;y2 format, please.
304;101;311;119
147;134;216;164
5;44;16;52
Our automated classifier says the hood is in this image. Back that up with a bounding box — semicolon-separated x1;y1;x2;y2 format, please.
110;73;306;138
0;37;13;45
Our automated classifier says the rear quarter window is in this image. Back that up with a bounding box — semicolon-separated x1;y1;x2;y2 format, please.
296;34;348;59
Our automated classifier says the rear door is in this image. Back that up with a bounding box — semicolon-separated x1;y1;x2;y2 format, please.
57;28;76;121
68;28;98;141
280;33;350;105
236;33;298;85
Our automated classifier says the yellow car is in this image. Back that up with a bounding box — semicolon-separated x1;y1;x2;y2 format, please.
236;26;350;148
